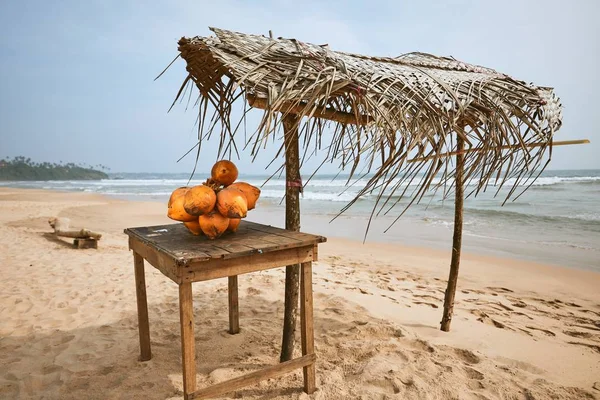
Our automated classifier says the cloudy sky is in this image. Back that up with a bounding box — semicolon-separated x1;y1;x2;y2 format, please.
0;0;598;174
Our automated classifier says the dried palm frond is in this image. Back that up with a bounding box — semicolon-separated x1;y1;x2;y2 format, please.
169;27;562;230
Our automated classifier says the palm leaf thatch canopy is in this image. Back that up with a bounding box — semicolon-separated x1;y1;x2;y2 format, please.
173;27;562;223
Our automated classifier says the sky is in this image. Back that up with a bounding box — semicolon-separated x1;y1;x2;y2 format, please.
0;0;598;175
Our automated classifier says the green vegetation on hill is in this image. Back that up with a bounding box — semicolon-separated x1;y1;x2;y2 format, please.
0;156;109;181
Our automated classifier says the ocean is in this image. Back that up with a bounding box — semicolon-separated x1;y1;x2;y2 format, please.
2;169;599;271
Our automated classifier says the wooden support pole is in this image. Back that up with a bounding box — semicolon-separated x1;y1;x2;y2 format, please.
179;282;197;398
440;136;465;332
280;114;301;362
247;94;371;126
228;275;240;334
300;261;316;393
134;252;151;361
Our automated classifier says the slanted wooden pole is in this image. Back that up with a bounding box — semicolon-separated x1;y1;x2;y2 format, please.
440;135;465;332
280;114;302;362
407;139;591;163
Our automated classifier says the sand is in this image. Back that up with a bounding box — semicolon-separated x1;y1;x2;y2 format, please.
0;188;598;399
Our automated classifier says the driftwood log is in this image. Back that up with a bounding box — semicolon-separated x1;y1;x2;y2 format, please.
48;217;102;240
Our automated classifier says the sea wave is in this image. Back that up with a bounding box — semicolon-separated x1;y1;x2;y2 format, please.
458;231;599;252
6;175;596;191
260;189;356;202
2;174;599;188
463;207;600;229
249;175;600;188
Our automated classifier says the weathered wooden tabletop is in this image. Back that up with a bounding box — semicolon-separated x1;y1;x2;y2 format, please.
124;221;326;267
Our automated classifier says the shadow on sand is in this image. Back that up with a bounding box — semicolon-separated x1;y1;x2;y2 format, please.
41;232;76;249
0;294;334;400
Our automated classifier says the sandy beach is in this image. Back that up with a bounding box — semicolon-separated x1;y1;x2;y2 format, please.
1;187;599;399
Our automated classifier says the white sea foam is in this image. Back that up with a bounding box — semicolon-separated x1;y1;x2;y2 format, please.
260;189;356;202
9;175;594;191
245;175;600;189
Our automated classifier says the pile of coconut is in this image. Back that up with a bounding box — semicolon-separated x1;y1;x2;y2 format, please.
167;160;261;239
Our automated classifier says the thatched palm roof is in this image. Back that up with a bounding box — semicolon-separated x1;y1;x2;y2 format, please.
172;27;562;222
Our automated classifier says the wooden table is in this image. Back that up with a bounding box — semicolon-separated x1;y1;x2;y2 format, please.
124;221;326;399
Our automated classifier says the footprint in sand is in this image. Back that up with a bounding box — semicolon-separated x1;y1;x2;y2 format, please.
323;307;344;316
413;301;439;309
470;310;509;330
573;318;600;330
581;309;600;317
100;366;114;375
529;297;564;310
571;324;600;332
510;301;528;308
409;339;435;353
511;311;534;320
12;298;33;313
381;294;399;304
568;342;600;354
486;287;513;293
462;289;485;295
464;366;484;380
493;302;514;312
453;348;481;364
414;294;442;302
525;326;556;337
518;328;534;337
469;394;491;400
563;330;594;339
3;372;19;381
42;365;63;375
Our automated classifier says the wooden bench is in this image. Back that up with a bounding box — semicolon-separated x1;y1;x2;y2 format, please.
48;217;101;249
124;221;326;399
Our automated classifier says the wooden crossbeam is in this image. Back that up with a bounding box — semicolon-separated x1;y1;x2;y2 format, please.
247;94;371;126
407;139;590;163
190;354;316;399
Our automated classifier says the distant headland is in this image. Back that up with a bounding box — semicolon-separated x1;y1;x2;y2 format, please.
0;157;109;181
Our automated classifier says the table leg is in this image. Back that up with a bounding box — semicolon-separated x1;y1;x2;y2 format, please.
228;275;240;334
179;282;196;399
300;261;316;394
133;252;151;361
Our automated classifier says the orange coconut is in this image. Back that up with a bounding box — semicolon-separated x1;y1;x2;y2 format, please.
183;184;216;216
227;182;260;210
199;211;229;240
216;187;248;218
227;218;241;232
167;187;197;222
183;219;203;235
211;160;239;186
